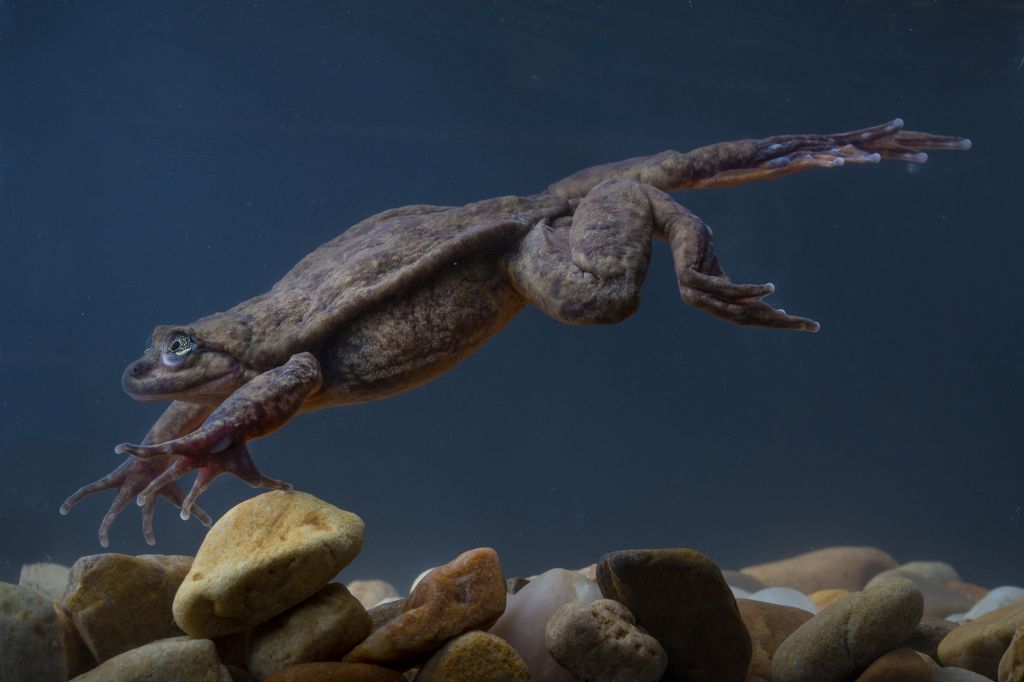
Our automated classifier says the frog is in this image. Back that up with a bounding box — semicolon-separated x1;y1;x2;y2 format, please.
61;118;969;546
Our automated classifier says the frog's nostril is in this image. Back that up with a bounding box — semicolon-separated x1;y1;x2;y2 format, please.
129;362;144;377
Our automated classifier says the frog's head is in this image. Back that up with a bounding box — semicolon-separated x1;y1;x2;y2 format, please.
122;319;252;404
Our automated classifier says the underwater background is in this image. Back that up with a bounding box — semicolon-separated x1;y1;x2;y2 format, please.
1;0;1020;591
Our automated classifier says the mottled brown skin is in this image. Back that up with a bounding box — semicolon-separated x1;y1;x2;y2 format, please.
61;119;969;545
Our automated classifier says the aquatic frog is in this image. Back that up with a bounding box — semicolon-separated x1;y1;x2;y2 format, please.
62;119;969;546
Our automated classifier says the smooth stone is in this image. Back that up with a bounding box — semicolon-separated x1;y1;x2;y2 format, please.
368;598;405;631
854;646;932;681
747;587;818;613
490;567;600;681
545;598;666;682
266;662;406;681
946;581;990;605
174;491;365;638
938;599;1024;679
71;636;231;682
19;561;70;600
723;569;766;593
415;630;531;681
0;582;66;682
346;580;399;609
810;588;850;611
958;587;1024;621
576;564;597;581
507;577;531;595
61;553;192;662
741;546;897;593
867;569;974;618
344;547;506;667
249;583;372;679
737;598;813;680
55;602;97;677
932;667;996;681
999;626;1024;682
771;576;924;682
597;548;751;682
898;561;961;583
906;614;960;660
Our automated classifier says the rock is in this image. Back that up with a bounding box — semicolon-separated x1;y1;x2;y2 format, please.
999;626;1024;682
898;561;961;583
723;569;766;593
746;587;818;613
809;588;850;611
854;646;931;681
368;598;405;631
174;491;365;638
415;630;532;681
905;614;959;660
737;598;813;680
956;587;1024;621
867;569;973;618
545;598;665;682
19;561;70;600
938;598;1024;679
249;583;372;679
507;577;531;595
946;581;990;605
0;582;66;682
55;602;96;677
61;553;192;662
597;548;751;682
741;546;897;593
771;576;924;682
70;636;231;681
347;580;399;609
576;564;597;581
344;547;506;667
932;667;996;681
266;662;406;681
489;567;600;681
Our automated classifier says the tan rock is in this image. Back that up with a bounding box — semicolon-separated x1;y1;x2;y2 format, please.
71;637;231;682
266;662;406;681
854;646;931;681
344;547;506;667
771;576;924;682
741;546;897;593
906;614;959;661
867;569;973;618
174;491;365;638
347;579;399;609
61;553;192;661
940;600;1024;679
809;588;849;611
947;580;990;604
0;582;66;682
416;631;531;681
737;598;813;679
724;569;767;593
249;583;372;679
999;626;1024;682
19;561;70;600
897;561;960;583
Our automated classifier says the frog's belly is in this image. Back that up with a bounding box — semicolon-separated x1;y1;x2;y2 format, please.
314;257;526;405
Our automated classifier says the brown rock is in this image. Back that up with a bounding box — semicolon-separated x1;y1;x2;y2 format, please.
867;569;973;618
344;547;506;667
597;548;751;682
249;583;372;679
266;662;406;681
809;588;850;611
771;576;924;682
855;646;931;681
61;553;192;662
71;636;231;681
947;580;990;604
897;561;960;582
368;598;405;631
906;615;959;661
0;582;66;682
741;546;897;593
415;631;531;681
347;580;399;609
55;602;96;677
737;598;813;679
939;599;1024;679
999;626;1024;682
174;491;365;638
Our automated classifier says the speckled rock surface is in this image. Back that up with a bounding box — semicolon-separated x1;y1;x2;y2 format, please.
906;614;959;661
938;598;1024;679
0;582;66;682
737;598;813;680
61;553;192;662
854;646;932;681
771;576;924;682
545;598;666;682
266;662;406;681
347;579;399;609
998;626;1024;682
249;583;372;679
19;561;70;601
344;547;506;667
174;491;365;638
70;636;231;682
415;630;532;681
741;546;897;593
597;548;751;682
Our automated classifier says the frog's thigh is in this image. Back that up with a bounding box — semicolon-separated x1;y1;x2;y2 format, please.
506;179;654;325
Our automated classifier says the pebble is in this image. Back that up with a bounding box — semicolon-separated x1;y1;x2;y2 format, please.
809;588;850;611
415;630;532;681
771;576;924;682
932;666;997;681
61;553;192;662
999;626;1024;682
545;598;666;682
867;569;974;618
174;491;365;638
343;547;506;667
898;561;961;583
19;561;70;600
248;583;372;679
723;569;766;593
597;548;751;682
0;582;67;682
854;646;932;681
906;614;960;660
347;579;399;609
736;598;813;680
951;586;1024;622
746;586;818;613
489;567;600;681
70;636;230;681
741;546;897;592
938;598;1024;679
266;662;406;681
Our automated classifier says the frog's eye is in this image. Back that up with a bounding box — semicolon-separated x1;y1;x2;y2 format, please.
160;332;197;367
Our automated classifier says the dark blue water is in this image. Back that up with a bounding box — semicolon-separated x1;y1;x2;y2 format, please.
2;1;1021;590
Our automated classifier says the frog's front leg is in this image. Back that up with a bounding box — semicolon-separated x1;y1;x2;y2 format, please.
116;352;323;521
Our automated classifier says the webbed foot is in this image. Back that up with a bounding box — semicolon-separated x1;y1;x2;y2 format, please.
678;268;820;332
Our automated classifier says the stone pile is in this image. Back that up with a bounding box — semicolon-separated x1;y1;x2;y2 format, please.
3;491;1024;681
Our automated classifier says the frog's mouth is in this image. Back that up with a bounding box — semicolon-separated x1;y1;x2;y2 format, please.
122;351;247;405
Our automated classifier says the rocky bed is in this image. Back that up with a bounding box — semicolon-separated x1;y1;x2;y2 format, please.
3;491;1023;682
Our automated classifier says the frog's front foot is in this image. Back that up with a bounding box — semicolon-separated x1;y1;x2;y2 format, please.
678;268;820;332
